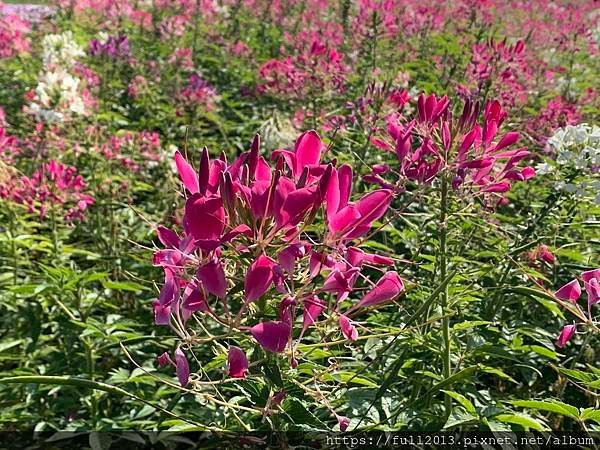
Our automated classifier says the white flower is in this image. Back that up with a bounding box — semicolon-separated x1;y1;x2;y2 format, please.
97;31;109;45
29;67;86;122
535;163;553;175
42;31;85;68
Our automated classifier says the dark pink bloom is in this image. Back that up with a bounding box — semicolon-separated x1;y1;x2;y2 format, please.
157;352;173;367
336;414;350;431
279;296;296;325
278;243;307;274
245;255;277;302
175;347;190;387
353;271;404;310
181;280;208;318
184;194;226;242
339;315;358;341
555;324;576;348
227;346;248;378
157;226;180;248
301;296;326;334
417;93;449;125
582;269;600;306
250;321;291;353
270;389;287;406
538;245;555;265
175;150;199;193
554;279;581;303
197;258;227;299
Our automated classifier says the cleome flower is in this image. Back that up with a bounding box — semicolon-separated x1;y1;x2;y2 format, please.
370;94;535;203
151;131;404;385
553;268;600;348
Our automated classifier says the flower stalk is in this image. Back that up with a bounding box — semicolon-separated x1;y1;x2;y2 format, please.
438;172;452;420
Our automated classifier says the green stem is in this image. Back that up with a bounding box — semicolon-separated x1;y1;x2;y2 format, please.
50;205;59;260
84;340;98;428
439;174;452;419
9;208;18;285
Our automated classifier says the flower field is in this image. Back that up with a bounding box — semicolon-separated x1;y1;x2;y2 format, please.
0;0;599;445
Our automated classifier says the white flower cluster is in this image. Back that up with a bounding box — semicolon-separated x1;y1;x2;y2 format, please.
30;68;86;123
539;123;600;204
42;31;85;68
30;31;86;123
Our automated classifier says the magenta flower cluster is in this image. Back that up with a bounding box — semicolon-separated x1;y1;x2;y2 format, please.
1;160;94;222
152;131;404;386
371;94;535;201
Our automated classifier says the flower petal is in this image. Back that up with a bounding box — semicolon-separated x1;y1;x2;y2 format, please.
184;194;226;241
554;279;581;303
250;321;291;353
294;130;322;176
339;315;358;341
227;346;248;378
244;255;276;302
555;324;576;348
197;259;227;299
175;347;190;386
354;271;404;310
174;151;199;194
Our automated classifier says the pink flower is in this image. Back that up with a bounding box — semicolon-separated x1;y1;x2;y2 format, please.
245;255;277;302
181;280;208;319
175;347;190;387
227;346;248;378
250;321;291;353
582;269;600;306
555;324;576;348
352;271;404;311
374;96;534;201
184;194;226;242
339;315;358;342
197;258;227;299
157;352;173;367
0;160;95;222
301;296;326;334
175;150;199;193
335;414;350;431
554;279;581;303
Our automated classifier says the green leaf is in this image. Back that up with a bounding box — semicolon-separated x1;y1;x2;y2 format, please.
479;366;518;384
102;280;149;292
558;368;597;383
580;408;600;424
452;321;491;331
441;390;477;415
495;413;549;431
443;409;478;429
510;400;579;419
327;371;378;387
282;398;327;428
89;432;112;450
